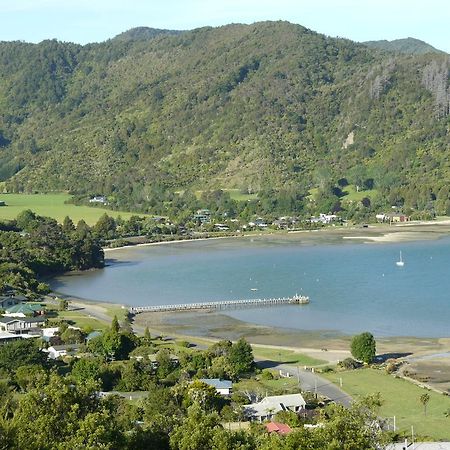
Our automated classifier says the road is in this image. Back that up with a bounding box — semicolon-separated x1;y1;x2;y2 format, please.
256;360;352;407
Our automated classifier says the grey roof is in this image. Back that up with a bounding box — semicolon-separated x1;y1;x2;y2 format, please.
0;316;45;324
199;378;232;389
244;394;306;418
50;344;81;351
86;331;102;341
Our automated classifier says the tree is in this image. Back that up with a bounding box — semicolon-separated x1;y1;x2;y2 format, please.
350;332;376;364
111;315;120;333
226;338;254;378
0;339;47;373
420;392;430;416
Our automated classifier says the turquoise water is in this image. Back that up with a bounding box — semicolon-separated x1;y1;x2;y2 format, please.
51;236;450;337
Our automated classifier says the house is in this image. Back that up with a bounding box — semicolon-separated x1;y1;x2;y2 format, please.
45;344;81;359
214;224;230;231
387;213;410;223
244;393;306;422
147;353;179;369
193;209;211;224
0;316;45;333
3;303;45;317
0;296;23;311
265;422;292;434
89;195;107;204
0;331;31;344
199;378;233;396
41;327;60;341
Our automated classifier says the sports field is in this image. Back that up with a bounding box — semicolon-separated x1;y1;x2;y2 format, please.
0;193;144;225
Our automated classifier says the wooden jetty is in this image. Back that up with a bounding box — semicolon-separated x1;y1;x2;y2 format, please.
129;294;309;314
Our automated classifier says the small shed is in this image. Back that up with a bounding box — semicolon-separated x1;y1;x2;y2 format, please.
199;378;233;396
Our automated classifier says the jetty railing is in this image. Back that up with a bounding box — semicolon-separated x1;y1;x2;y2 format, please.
129;295;309;314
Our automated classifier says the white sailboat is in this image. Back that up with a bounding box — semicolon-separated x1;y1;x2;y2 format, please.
396;251;404;267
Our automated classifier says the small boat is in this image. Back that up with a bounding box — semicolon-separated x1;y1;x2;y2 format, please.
250;288;258;291
396;251;404;267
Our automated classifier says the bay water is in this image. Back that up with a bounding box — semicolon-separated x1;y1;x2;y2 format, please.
51;235;450;337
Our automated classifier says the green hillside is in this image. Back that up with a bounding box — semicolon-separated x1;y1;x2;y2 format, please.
0;21;449;217
363;37;445;55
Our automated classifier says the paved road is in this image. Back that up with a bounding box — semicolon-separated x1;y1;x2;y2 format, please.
256;360;352;407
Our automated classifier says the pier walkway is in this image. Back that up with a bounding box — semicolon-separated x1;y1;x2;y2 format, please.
129;294;309;314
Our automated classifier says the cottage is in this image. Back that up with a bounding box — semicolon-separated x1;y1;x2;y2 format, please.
199;378;233;396
45;344;81;359
0;316;45;333
244;393;306;422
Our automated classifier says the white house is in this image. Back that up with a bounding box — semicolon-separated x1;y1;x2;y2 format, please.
199;378;233;396
44;344;81;359
244;393;306;421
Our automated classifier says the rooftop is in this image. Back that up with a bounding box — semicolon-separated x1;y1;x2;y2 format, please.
199;378;233;389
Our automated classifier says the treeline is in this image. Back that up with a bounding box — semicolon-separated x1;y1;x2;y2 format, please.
0;210;103;294
0;324;389;449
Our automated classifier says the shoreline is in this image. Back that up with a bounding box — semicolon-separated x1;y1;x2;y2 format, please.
103;220;450;253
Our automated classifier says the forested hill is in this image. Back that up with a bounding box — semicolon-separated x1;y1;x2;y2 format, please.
363;37;444;55
0;21;449;216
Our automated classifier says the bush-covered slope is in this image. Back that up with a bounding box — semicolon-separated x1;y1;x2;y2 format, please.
363;37;445;55
0;21;449;215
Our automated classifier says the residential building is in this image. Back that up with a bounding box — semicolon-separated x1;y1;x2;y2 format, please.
265;422;292;434
3;303;45;317
199;378;233;396
44;344;81;359
0;316;45;333
89;195;107;204
244;393;306;421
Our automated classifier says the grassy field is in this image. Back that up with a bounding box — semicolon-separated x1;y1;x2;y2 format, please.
323;368;450;440
252;347;326;366
0;193;145;225
341;185;379;202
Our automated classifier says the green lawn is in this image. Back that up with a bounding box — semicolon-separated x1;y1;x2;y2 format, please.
49;310;109;331
0;193;145;225
308;185;378;203
224;189;258;202
235;376;300;395
341;185;378;202
252;347;326;366
323;368;450;440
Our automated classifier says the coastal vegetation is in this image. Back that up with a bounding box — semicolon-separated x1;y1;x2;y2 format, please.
0;210;104;295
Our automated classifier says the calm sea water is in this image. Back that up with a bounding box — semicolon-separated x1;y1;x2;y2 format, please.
51;235;450;338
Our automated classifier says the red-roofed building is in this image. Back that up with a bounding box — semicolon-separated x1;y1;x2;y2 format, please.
265;422;292;435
